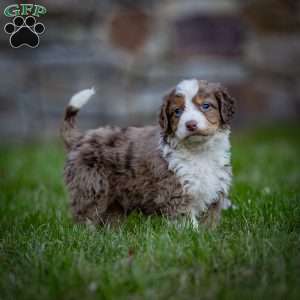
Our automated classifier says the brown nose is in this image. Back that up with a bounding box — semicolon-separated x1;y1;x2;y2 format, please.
185;120;198;131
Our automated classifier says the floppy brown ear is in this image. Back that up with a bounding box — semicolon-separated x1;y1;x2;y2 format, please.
159;91;172;133
215;86;235;125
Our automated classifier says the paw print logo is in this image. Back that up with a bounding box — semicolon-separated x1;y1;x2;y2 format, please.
4;16;45;48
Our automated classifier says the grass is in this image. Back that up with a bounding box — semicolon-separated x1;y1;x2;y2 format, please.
0;125;300;300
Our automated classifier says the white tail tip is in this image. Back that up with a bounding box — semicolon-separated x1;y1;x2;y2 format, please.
69;87;95;109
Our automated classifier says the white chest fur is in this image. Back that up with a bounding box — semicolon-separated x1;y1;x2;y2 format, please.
161;131;232;215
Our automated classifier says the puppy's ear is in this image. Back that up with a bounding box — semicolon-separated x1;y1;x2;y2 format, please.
159;91;172;133
215;86;235;125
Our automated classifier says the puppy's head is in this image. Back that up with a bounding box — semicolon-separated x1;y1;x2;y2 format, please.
159;79;235;143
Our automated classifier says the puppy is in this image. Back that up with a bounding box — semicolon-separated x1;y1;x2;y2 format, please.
61;79;235;227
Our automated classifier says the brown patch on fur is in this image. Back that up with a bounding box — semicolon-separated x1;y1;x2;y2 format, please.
159;90;185;135
192;92;221;127
214;86;235;126
196;80;235;128
159;91;172;134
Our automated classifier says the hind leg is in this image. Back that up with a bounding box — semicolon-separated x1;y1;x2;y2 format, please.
72;197;125;226
67;173;126;226
70;186;109;225
100;201;125;226
65;161;112;225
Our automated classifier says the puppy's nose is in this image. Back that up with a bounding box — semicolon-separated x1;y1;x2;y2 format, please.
185;120;198;131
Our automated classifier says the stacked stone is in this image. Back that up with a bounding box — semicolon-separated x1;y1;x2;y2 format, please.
0;0;298;140
241;0;300;123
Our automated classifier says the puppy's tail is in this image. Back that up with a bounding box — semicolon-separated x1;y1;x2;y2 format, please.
61;88;95;150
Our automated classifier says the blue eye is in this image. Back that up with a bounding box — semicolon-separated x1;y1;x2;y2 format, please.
174;108;182;117
201;103;211;110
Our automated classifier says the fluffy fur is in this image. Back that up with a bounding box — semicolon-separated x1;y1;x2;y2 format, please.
61;79;235;227
161;131;232;226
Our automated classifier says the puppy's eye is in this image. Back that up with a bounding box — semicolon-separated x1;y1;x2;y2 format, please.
201;103;211;111
174;108;183;117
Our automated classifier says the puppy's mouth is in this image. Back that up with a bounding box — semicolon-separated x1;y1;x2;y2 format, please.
185;131;210;138
181;132;212;145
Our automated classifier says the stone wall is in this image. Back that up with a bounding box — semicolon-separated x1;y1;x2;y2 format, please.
0;0;299;141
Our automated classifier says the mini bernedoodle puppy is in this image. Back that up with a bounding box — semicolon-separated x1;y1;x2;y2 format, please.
61;79;235;227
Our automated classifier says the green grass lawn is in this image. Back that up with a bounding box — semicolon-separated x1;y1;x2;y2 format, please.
1;125;300;300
